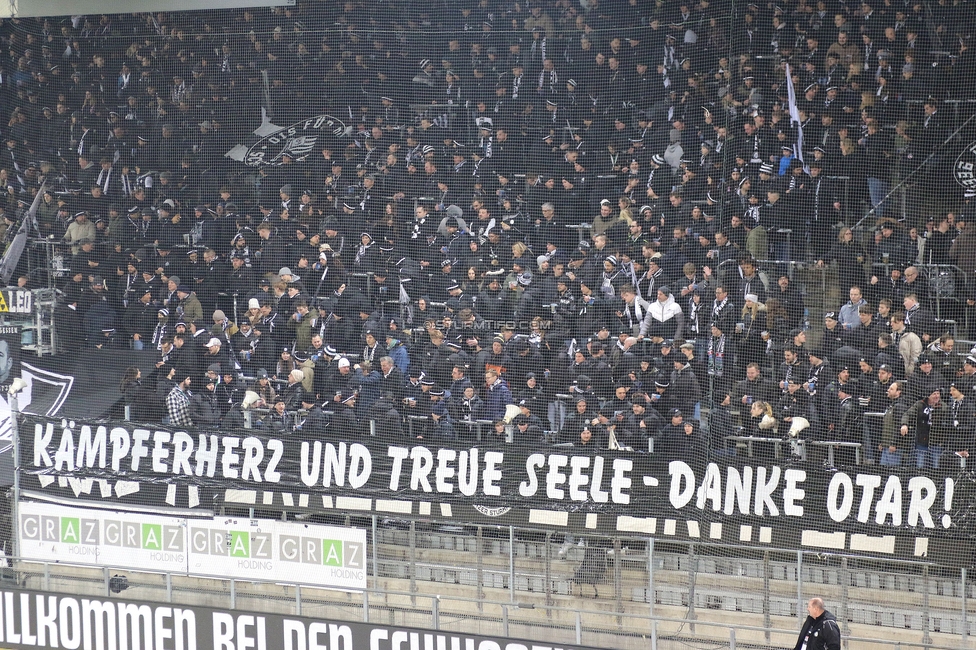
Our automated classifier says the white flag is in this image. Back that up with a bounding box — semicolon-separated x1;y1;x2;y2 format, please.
784;64;808;173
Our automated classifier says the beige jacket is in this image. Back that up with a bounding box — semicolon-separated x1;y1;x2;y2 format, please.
898;330;923;375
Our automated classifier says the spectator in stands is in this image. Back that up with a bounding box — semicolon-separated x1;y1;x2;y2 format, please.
660;411;707;458
646;287;685;342
890;312;922;377
742;400;778;438
839;287;867;331
879;380;910;466
120;367;157;422
2;0;968;489
902;388;949;469
166;372;193;427
281;369;306;411
903;292;937;344
189;375;222;427
820;227;868;295
223;391;264;430
479;368;513;421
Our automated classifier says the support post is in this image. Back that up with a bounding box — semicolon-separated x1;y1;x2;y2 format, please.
502;605;509;637
371;515;379;586
614;537;623;617
648;538;655;616
923;564;931;648
432;597;439;630
363;590;369;622
730;627;736;650
10;394;20;559
230;580;236;609
296;584;302;616
509;526;515;602
687;543;698;632
477;526;484;610
545;531;552;609
797;551;804;627
575;611;582;645
763;550;771;646
841;557;851;641
961;567;968;650
409;520;417;604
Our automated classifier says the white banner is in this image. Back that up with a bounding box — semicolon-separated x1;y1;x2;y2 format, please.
185;516;366;590
18;502;367;590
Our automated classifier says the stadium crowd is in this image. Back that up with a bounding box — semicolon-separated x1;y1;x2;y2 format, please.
2;1;976;467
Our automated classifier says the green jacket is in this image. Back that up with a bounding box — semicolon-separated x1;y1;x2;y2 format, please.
901;398;951;448
880;396;910;449
288;310;314;352
179;293;203;323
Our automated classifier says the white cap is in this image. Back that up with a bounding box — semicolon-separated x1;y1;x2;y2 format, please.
241;390;262;410
207;337;222;347
337;358;351;368
248;298;260;309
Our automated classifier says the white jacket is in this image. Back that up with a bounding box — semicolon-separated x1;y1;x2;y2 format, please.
649;294;683;321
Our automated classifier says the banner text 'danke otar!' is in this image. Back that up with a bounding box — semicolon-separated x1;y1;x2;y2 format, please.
20;416;973;560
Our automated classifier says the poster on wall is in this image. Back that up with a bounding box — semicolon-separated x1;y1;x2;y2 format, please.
18;501;367;590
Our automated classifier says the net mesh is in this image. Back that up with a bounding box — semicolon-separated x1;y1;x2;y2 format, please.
3;1;976;647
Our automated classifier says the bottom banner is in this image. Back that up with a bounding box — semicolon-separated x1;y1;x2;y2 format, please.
0;588;592;650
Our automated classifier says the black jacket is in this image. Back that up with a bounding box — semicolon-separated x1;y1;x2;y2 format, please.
793;610;841;650
189;389;222;427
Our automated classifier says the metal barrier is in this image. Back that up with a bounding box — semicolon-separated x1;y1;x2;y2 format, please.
724;434;795;460
9;524;974;650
